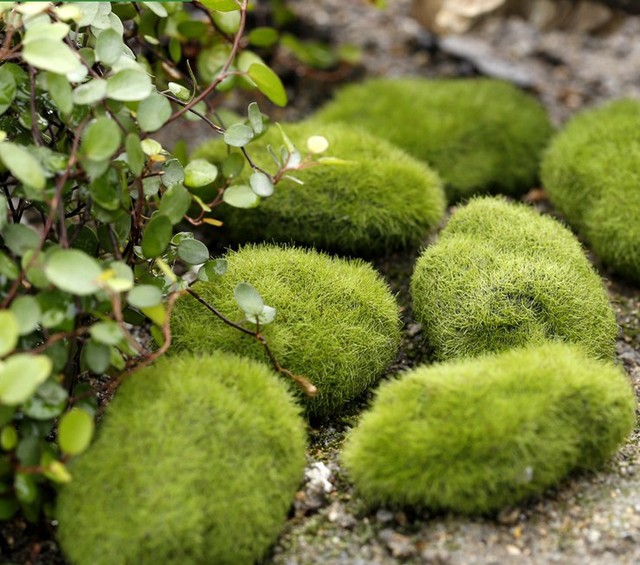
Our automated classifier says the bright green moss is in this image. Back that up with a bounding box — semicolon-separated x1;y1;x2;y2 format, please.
343;342;636;515
410;197;617;360
193;121;446;255
56;352;306;565
313;77;553;202
541;99;640;281
170;245;401;420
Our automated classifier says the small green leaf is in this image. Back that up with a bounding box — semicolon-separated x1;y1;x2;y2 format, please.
159;184;190;224
0;354;52;406
14;473;37;504
125;133;145;176
249;172;274;197
44;460;72;484
58;408;94;456
212;9;241;35
72;78;107;105
127;284;163;309
44;249;103;296
9;296;41;336
0;143;45;190
200;0;239;12
184;159;218;188
45;72;73;115
90;321;124;346
0;426;17;450
82;340;111;374
223;184;260;208
234;282;264;316
137;91;172;132
167;81;190;101
141;214;172;258
197;258;228;281
106;69;153;102
81;117;122;162
143;2;168;17
23;39;82;75
0;252;19;280
0;311;19;357
2;224;40;256
0;65;16;116
248;63;287;107
247;102;263;135
177;238;209;265
95;28;122;66
23;380;68;420
256;304;276;325
223;124;254;148
162;159;185;188
222;153;244;179
248;27;279;48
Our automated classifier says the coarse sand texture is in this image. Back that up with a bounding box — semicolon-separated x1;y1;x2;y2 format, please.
541;99;640;282
342;343;636;515
170;245;401;420
314;77;553;202
56;352;306;565
193;121;446;255
410;197;617;361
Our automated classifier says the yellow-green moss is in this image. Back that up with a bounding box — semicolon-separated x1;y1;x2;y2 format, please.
313;77;553;202
343;342;636;515
170;245;401;420
410;197;617;360
56;352;306;565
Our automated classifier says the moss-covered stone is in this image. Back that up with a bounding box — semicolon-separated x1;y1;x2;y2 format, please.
56;352;306;565
170;245;401;420
541;99;640;281
313;77;553;202
193;121;446;255
410;197;617;360
343;342;636;515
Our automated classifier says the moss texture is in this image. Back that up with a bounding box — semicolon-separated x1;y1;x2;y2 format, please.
410;197;617;361
193;121;446;255
313;77;553;202
343;342;636;515
56;352;306;565
541;99;640;282
170;245;401;420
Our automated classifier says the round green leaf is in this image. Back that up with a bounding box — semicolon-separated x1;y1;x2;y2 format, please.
23;39;82;75
127;284;163;309
0;426;17;450
159;184;190;224
44;249;103;296
234;281;264;316
90;321;124;346
177;238;209;265
247;101;263;135
247;63;287;107
222;153;244;179
197;258;227;281
9;296;41;336
81;117;122;162
23;380;68;420
141;214;172;258
58;408;95;456
95;28;123;66
82;340;111;375
0;252;19;280
223;124;254;148
0;65;17;116
137;91;172;132
125;133;145;176
248;27;279;48
14;473;37;504
162;159;185;189
72;78;107;105
0;354;52;406
249;171;274;197
2;223;40;257
0;143;45;190
184;159;218;188
106;69;153;101
0;311;19;357
143;2;168;17
45;72;73;115
212;10;241;35
256;304;276;325
222;184;260;208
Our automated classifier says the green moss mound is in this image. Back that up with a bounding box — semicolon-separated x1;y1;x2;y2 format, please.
343;342;636;515
313;77;553;202
193;121;446;255
410;197;617;360
56;352;306;565
170;245;401;420
541;99;640;281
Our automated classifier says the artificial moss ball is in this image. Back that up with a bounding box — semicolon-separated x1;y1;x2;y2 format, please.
193;121;446;255
410;197;617;361
56;352;306;565
170;245;401;420
313;77;553;202
343;342;636;515
541;99;640;281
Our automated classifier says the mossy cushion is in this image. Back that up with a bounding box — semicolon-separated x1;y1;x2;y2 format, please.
410;197;617;360
343;342;636;515
170;245;401;420
313;77;553;202
56;352;306;565
193;121;446;255
541;99;640;281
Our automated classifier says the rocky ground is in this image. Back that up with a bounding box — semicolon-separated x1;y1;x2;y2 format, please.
3;1;640;563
